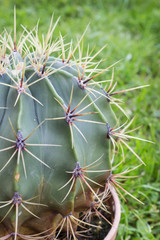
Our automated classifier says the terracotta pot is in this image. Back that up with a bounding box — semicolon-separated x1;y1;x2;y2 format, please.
104;186;121;240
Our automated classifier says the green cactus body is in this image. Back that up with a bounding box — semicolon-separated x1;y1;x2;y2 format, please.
0;19;118;237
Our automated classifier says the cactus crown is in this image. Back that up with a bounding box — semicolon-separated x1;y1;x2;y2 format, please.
0;10;150;240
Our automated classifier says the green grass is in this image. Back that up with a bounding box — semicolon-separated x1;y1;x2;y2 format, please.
0;0;160;239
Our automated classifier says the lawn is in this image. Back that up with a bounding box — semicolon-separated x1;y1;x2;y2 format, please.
0;0;159;239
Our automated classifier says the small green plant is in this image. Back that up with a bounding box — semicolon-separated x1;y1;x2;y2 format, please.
0;9;152;240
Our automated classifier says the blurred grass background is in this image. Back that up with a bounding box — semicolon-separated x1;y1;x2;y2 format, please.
0;0;159;239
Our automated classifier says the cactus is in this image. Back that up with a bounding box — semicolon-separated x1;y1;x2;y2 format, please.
0;11;151;240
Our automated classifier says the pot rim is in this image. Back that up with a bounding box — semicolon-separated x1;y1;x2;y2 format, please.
104;185;121;240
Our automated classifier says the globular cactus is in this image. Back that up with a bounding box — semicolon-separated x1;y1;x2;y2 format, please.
0;11;150;240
